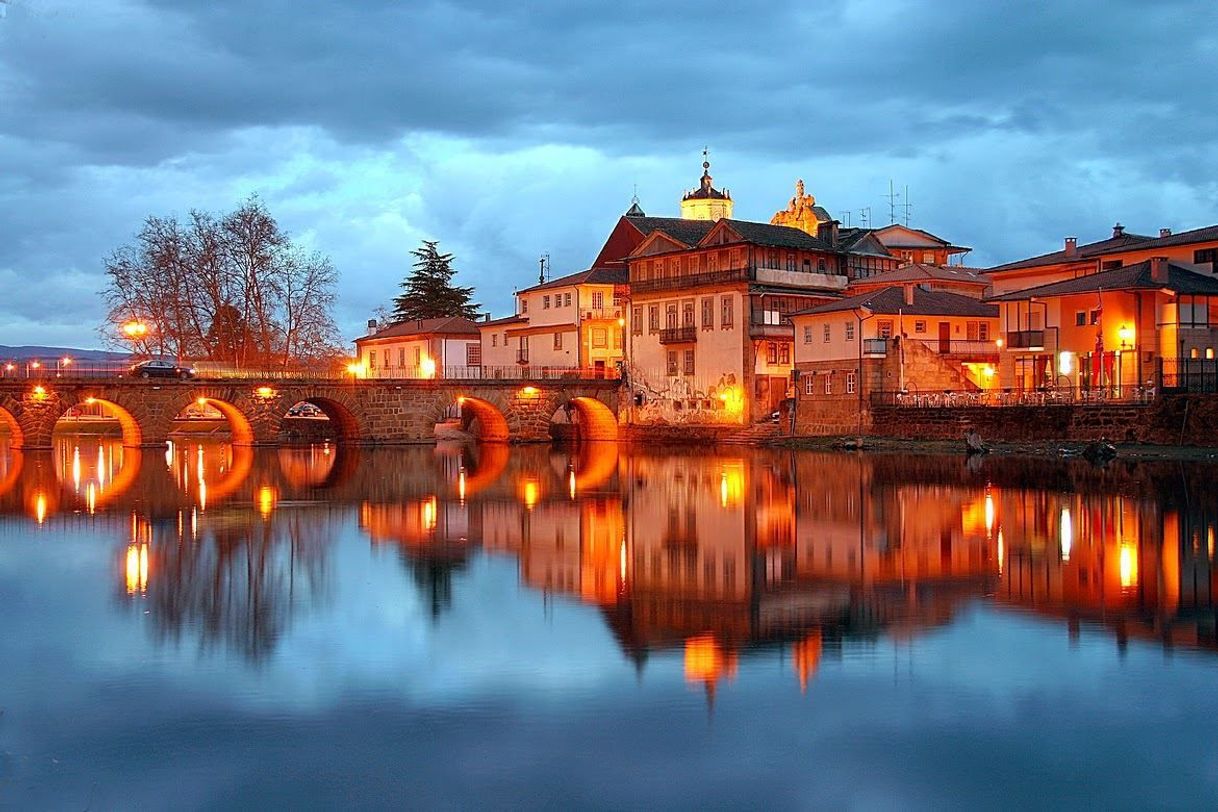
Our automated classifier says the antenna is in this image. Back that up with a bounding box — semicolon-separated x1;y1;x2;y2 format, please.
884;179;902;225
902;185;913;227
857;207;872;228
538;253;550;285
838;210;853;227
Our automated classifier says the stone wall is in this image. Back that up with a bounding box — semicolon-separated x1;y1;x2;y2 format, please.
869;394;1218;446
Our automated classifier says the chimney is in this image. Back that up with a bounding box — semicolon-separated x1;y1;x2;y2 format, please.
1150;256;1169;283
366;318;378;334
1064;237;1078;257
1159;228;1172;238
817;219;840;248
903;284;915;307
484;313;491;322
1112;223;1125;238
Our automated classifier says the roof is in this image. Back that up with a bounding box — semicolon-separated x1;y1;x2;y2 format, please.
987;259;1218;302
872;224;970;251
625;216;717;246
852;264;990;288
519;266;627;294
718;219;834;251
793;286;999;318
1106;222;1218;253
481;314;527;328
682;164;730;201
986;231;1154;273
357;316;482;342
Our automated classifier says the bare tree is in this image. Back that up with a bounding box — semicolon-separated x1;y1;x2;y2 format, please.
102;195;343;368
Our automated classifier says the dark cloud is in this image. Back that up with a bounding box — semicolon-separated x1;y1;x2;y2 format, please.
0;0;1216;345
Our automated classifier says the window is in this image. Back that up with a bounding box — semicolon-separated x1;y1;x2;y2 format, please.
592;291;605;309
979;322;990;341
398;347;406;366
648;306;660;333
804;375;814;395
803;259;811;272
1075;311;1087;327
632;306;643;336
817;259;826;273
803;326;813;344
554;332;563;350
823;324;831;343
922;251;935;263
1179;295;1211;327
779;344;790;364
786;253;796;271
846;371;856;394
877;320;894;339
521;299;528;314
667;350;678;376
414;347;421;366
564;292;572;307
702;297;714;329
368;350;377;368
492;334;498;347
1089;309;1100;325
682;300;696;327
767;342;778;365
543;295;551;309
613;328;622;349
721;296;734;328
592;328;608;348
845;322;855;341
967;321;980;341
825;374;833;395
683;349;695;375
466;343;481;366
1101;260;1123;271
666;304;679;329
1196;248;1217;268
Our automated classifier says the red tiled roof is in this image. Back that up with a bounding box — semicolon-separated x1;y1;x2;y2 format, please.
356;316;481;343
793;286;998;318
987;259;1218;302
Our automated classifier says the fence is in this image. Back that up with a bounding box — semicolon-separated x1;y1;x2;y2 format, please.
1;361;622;383
1160;357;1218;393
871;385;1157;409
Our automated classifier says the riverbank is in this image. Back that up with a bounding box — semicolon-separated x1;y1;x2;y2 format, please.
771;434;1218;462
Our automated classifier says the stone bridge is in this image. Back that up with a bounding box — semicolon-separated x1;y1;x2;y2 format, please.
0;377;623;449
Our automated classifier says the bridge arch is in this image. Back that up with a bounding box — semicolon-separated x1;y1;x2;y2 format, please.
281;395;362;443
55;396;143;447
178;396;255;446
0;403;23;448
437;395;509;443
557;396;619;443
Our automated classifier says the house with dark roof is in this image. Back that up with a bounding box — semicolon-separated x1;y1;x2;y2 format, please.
788;285;1001;434
478;266;627;377
986;256;1218;393
848;263;991;299
354;316;483;379
984;222;1218;295
871;224;971;267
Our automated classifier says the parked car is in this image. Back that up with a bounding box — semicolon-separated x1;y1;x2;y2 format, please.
129;359;194;379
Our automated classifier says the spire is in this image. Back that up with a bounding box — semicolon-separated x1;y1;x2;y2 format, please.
680;147;733;220
625;186;645;217
700;146;712;191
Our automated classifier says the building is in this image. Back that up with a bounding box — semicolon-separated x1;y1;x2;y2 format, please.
987;257;1218;394
870;223;971;267
984;222;1218;295
354;316;482;379
790;286;999;436
479;268;627;377
848;263;991;299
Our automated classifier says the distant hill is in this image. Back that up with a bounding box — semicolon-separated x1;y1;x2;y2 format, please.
0;345;131;361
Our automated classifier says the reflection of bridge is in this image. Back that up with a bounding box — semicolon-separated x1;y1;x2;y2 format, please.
0;377;621;449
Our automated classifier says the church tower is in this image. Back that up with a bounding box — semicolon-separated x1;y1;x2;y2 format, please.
680;149;733;221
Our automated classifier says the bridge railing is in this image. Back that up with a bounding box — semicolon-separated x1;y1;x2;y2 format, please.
2;362;622;383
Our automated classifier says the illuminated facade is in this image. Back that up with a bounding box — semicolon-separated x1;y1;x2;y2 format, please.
354;316;482;379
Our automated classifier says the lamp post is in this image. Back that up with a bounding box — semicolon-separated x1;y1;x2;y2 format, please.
853;306;875;444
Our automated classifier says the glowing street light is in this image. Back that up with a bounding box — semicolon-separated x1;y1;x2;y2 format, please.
121;320;149;339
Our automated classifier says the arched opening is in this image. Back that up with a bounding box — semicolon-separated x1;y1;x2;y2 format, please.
51;435;142;511
551;397;619;443
172;397;254;446
54;397;142;447
280;397;361;444
435;396;509;443
0;403;23;450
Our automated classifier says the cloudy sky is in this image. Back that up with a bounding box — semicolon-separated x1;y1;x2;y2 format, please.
1;0;1215;349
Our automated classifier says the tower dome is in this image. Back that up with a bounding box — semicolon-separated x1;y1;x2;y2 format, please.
680;149;733;221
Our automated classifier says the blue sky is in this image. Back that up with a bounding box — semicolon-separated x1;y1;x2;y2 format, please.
1;0;1215;348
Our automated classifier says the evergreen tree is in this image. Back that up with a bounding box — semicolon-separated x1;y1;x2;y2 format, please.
391;241;481;321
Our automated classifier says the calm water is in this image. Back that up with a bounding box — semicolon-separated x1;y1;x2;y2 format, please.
2;435;1218;808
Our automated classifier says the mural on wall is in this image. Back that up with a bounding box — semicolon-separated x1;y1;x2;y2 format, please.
626;365;745;425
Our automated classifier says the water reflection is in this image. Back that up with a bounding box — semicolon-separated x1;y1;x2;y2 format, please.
2;435;1218;672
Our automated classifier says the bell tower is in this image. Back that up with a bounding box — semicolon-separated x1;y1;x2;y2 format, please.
680;149;733;221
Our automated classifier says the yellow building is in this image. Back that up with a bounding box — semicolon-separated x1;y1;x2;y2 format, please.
479;268;627;377
679;153;733;221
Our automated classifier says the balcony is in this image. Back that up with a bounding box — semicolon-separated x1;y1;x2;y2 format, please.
1006;330;1046;350
630;267;749;294
863;338;888;357
659;326;698;344
907;338;1000;362
516;349;529;365
581;307;623;321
